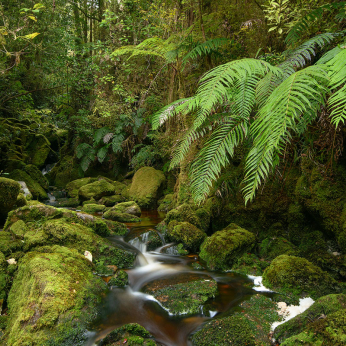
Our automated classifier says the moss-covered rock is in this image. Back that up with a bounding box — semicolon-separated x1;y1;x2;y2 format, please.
15;193;27;208
99;194;125;207
108;269;129;287
0;232;23;257
8;169;47;200
192;294;280;346
109;201;141;217
104;220;128;236
8;220;27;239
199;223;256;270
65;177;97;198
29;135;51;168
102;323;157;346
103;210;141;223
166;221;206;252
81;203;106;214
231;253;270;276
157;194;174;212
259;237;298;260
47;155;80;188
78;179;115;201
274;294;346;344
3;245;107;346
24;164;49;190
143;273;218;315
128;230;163;252
164;203;210;232
55;198;80;208
263;255;341;300
0;178;21;223
128;167;166;207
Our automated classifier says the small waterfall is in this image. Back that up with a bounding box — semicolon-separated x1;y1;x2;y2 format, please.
42;162;57;175
17;181;31;198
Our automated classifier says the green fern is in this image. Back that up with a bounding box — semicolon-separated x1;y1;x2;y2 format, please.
94;127;111;145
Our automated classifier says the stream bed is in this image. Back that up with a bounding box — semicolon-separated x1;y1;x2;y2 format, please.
86;210;270;346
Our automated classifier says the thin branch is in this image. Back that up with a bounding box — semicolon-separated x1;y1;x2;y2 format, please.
68;1;102;22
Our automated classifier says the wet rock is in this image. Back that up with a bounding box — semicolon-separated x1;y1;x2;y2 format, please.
167;221;206;252
17;181;32;199
192;294;279;346
143;273;218;315
4;245;107;346
103;210;141;223
84;250;92;262
98;194;124;207
129;167;166;208
24;164;49;190
81;203;106;214
78;179;116;201
199;223;256;270
6;259;16;265
263;255;341;300
0;178;21;223
129;230;163;252
109;201;141;217
274;294;346;344
65;177;98;198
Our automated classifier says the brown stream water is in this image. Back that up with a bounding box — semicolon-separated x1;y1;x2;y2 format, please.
86;210;260;346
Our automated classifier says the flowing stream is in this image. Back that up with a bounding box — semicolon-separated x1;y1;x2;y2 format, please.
86;211;262;346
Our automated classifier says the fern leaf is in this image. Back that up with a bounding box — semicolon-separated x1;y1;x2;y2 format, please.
112;134;124;153
189;117;249;203
327;49;346;127
316;46;344;65
97;146;108;163
94;127;111;145
76;143;92;159
243;65;329;204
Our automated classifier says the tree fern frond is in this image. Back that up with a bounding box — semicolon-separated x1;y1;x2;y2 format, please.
112;134;124;153
243;66;329;204
256;71;283;108
76;143;92;159
182;38;229;64
327;49;346;127
94;127;111;144
316;46;344;65
97;146;108;164
286;2;346;46
189;117;249;203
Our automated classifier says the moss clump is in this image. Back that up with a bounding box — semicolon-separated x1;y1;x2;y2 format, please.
128;167;166;207
0;252;7;273
15;193;27;208
157;194;174;212
103;210;141;223
199;223;256;270
259;237;298;260
192;294;280;346
0;178;21;223
104;220;128;236
8;169;47;200
263;255;341;300
65;177;97;198
8;220;27;239
48;155;80;188
81;203;106;214
30;136;51;168
3;245;107;346
78;179;115;201
0;232;23;257
231;253;270;276
164;204;210;232
102;323;156;346
55;198;80;208
143;273;218;315
99;194;124;207
111;201;141;216
167;221;206;252
274;294;346;344
24;164;49;190
108;270;129;287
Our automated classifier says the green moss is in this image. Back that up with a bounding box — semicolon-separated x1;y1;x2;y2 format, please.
274;294;346;344
128;167;166;207
99;194;125;206
143;274;218;315
167;221;206;252
8;169;47;200
157;194;174;212
199;223;256;270
263;255;341;300
78;179;115;201
192;294;280;346
0;232;23;257
9;220;27;239
259;237;298;260
0;178;21;223
111;201;141;216
0;252;7;273
48;155;81;188
103;210;141;223
15;193;27;208
104;220;128;236
231;253;270;276
3;245;107;346
108;270;129;287
55;198;80;208
65;177;97;198
81;203;106;214
24;164;49;190
30;136;51;168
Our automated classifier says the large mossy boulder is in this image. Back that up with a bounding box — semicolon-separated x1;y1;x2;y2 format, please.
8;169;47;200
81;203;106;214
28;135;51;168
192;294;280;346
143;273;218;315
263;255;341;300
199;223;256;270
65;177;97;198
0;178;21;224
24;164;49;190
128;167;166;207
47;155;80;188
78;179;115;201
167;221;206;252
103;210;141;223
3;245;107;346
98;194;124;207
274;294;346;344
110;201;141;217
